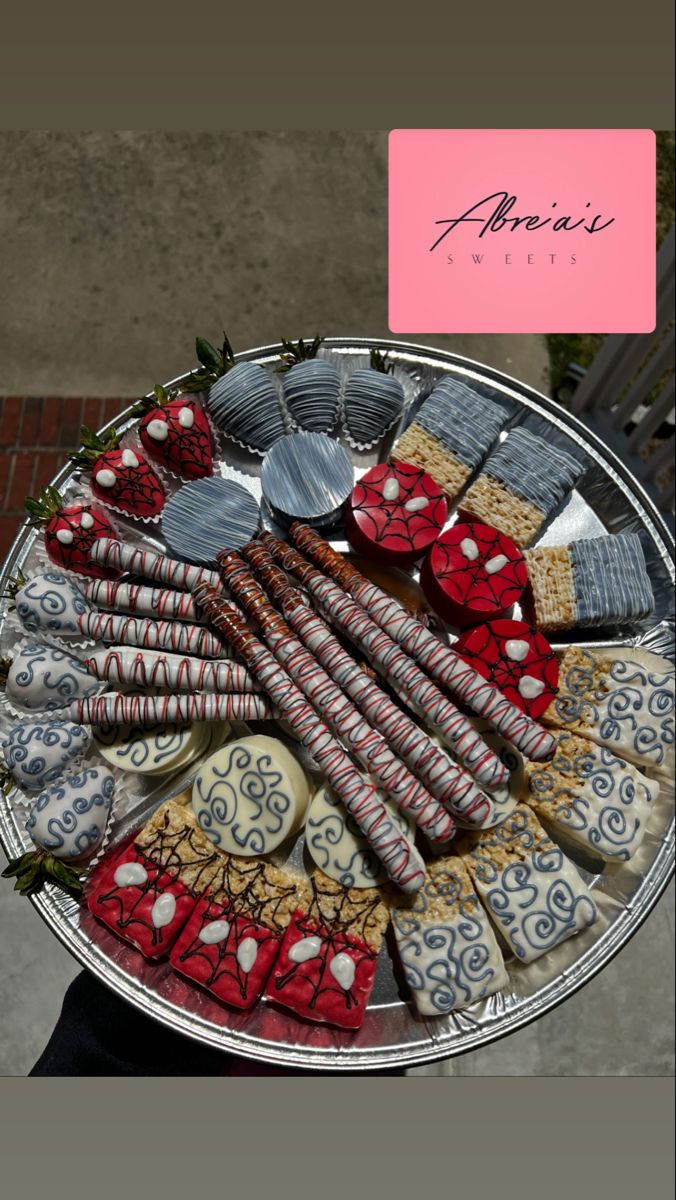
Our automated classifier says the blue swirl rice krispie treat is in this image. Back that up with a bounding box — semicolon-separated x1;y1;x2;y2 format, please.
459;427;584;546
524;730;660;862
391;854;508;1017
541;645;674;778
394;378;508;503
459;804;598;964
525;532;654;631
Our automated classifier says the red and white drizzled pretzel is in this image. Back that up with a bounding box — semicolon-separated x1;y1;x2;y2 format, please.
217;552;454;843
193;584;426;894
89;538;224;593
72;691;273;725
83;579;204;623
290;523;556;763
243;539;496;828
77;611;230;659
84;648;259;693
257;533;506;790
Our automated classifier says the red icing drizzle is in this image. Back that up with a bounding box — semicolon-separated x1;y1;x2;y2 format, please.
422;521;527;625
455;618;559;719
346;461;447;564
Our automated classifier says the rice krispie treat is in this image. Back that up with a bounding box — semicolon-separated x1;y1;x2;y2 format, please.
88;800;224;958
524;730;660;862
459;427;583;546
393;378;508;503
265;870;390;1029
459;805;597;963
542;645;675;776
171;854;308;1010
391;856;508;1017
525;533;654;632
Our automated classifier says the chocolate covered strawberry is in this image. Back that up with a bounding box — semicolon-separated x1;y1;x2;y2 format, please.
134;385;214;480
71;427;165;519
25;486;119;579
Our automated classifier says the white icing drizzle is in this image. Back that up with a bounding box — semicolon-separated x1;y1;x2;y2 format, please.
519;675;546;700
56;529;74;544
329;952;356;990
288;936;321;963
80;512;94;529
121;449;139;468
404;496;429;513
147;418;169;442
460;537;479;561
178;407;195;429
382;477;400;500
95;469;116;489
486;554;509;575
151;892;177;928
505;639;530;662
114;861;148;887
198;919;231;945
236;937;258;973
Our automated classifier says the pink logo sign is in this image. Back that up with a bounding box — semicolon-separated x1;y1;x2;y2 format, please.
388;129;656;333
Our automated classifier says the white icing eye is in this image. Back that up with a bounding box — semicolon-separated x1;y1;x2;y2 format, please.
460;538;479;561
485;554;509;575
236;936;258;973
329;952;356;990
505;638;530;662
121;449;139;468
56;529;74;545
114;861;148;887
382;477;400;501
178;407;195;429
151;892;177;928
146;418;169;442
288;935;322;963
95;468;117;489
405;496;429;513
518;675;546;700
198;919;231;945
79;512;94;530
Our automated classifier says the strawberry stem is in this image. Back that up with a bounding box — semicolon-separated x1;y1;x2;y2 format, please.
2;849;84;898
369;347;395;375
70;425;122;468
275;335;324;373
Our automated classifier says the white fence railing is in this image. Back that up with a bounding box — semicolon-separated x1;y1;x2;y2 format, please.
569;225;675;514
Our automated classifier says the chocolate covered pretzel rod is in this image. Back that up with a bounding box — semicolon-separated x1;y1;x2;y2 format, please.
243;540;495;827
73;691;273;725
194;585;426;893
291;523;556;763
77;610;230;658
84;579;204;623
84;648;259;693
258;532;506;790
89;538;225;593
218;552;454;842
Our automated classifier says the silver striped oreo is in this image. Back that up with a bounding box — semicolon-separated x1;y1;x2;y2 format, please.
261;432;354;528
162;476;260;566
207;362;286;453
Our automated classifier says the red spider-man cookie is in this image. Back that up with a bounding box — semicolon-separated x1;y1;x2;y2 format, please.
455;618;559;720
345;461;448;567
420;521;527;627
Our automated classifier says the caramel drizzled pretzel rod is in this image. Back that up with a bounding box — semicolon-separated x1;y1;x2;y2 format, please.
193;584;426;893
83;579;204;624
290;523;556;763
77;610;231;659
243;540;495;828
84;648;259;693
217;552;454;843
72;691;274;725
89;538;225;594
257;532;506;790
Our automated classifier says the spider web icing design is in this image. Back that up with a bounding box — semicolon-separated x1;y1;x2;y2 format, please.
349;462;447;556
456;619;559;720
428;523;527;614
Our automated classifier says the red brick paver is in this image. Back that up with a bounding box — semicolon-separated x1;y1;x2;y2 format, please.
0;396;132;560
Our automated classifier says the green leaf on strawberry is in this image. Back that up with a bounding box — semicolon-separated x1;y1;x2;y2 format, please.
2;849;84;898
